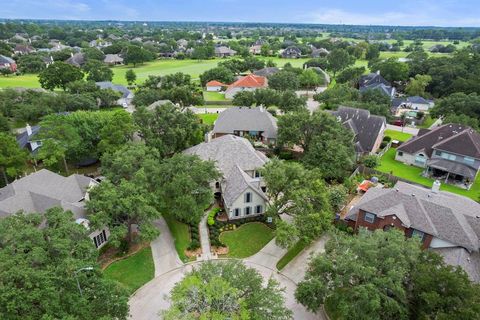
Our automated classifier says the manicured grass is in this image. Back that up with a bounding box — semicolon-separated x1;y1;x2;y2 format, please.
0;74;40;88
197;113;219;125
220;222;274;258
163;214;191;262
276;240;308;270
203;91;227;101
418;116;436;129
378;148;480;201
103;247;154;294
384;129;413;142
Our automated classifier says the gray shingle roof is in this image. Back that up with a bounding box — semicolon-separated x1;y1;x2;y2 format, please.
0;55;15;65
221;164;267;207
103;54;124;64
427;158;477;179
331;106;386;153
433;247;480;283
65;53;85;67
212;107;278;140
16;125;40;149
0;169;95;220
397;124;479;159
95;81;132;99
253;67;280;77
346;181;480;252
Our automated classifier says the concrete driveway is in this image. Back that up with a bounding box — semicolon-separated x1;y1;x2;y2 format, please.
150;217;183;277
129;260;323;320
245;238;288;269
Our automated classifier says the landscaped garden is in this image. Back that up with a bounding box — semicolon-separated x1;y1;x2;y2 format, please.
378;148;480;201
219;222;275;258
103;246;155;294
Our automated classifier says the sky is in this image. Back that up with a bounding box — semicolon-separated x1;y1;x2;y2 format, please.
1;0;480;27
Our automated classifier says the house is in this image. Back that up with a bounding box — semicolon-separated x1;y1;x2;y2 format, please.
206;80;226;92
177;39;188;48
42;56;54;67
103;54;124;65
0;55;17;72
396;124;480;187
393;96;434;112
214;46;237;58
331;106;386;156
95;82;133;107
184;135;269;220
224;74;268;99
14;44;35;55
281;46;302;59
0;169;109;249
249;44;262;55
212;106;278;144
359;71;396;99
65;53;85;67
253;67;280;77
311;47;329;58
16;124;42;154
345;180;480;282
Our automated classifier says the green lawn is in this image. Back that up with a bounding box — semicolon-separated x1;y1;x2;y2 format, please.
418;116;436;129
203;91;227;101
220;222;274;258
276;240;308;271
378;148;480;201
197;113;219;125
0;73;41;88
163;214;191;262
384;129;414;142
103;247;154;294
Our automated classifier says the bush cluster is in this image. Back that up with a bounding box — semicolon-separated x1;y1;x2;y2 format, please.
188;223;201;251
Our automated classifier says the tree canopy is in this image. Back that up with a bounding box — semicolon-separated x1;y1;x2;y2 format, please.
38;61;84;91
0;133;28;185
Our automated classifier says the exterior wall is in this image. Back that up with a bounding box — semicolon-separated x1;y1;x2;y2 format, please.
411;103;431;111
354;209;432;249
89;227;111;249
395;150;428;168
371;123;386;154
206;86;222;92
225;87;257;99
227;186;266;220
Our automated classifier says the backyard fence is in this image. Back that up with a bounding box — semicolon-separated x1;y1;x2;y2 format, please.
377;141;392;158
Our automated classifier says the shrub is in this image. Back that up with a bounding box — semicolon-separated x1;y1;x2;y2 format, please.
380;141;388;149
208;207;221;226
188;240;200;250
383;136;392;142
361;155;380;169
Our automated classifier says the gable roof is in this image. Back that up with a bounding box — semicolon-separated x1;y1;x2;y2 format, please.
103;54;123;63
331;106;386;153
0;55;15;65
253;67;280;77
397;124;480;159
65;53;85;67
221;164;268;207
212;107;278;139
215;46;236;55
360;83;395;97
0;169;95;219
359;72;391;88
346;181;480;252
206;80;226;87
95;81;132;99
228;74;266;88
16;125;41;149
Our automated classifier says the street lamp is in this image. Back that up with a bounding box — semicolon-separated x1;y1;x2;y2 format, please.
74;266;94;297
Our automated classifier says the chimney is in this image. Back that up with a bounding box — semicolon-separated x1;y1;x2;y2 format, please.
70;52;74;57
432;180;441;193
26;124;32;136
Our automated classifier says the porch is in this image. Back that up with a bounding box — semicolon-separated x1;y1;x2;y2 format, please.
424;158;477;190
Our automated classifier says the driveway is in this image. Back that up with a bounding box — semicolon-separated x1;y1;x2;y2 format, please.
245;238;288;269
386;124;419;136
150;217;183;277
129;260;323;320
282;236;328;284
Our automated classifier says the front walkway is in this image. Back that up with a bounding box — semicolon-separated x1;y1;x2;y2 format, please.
198;213;216;260
150;217;183;277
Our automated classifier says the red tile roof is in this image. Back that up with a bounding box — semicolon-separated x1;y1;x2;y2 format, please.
206;80;226;87
229;74;267;88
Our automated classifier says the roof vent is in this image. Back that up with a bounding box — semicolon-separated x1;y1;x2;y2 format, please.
411;194;415;197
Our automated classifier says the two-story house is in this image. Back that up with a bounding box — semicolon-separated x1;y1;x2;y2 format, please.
345;181;480;282
359;71;396;99
396;124;480;188
184;135;269;220
211;106;278;145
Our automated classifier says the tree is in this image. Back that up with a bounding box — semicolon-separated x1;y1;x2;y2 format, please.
84;60;113;82
0;133;27;185
268;70;300;91
431;92;480;120
0;208;129;319
443;114;479;130
232;90;256;106
82;47;105;61
125;69;136;85
134;103;204;158
370;58;410;82
124;45;149;67
361;154;380;168
162;260;292;320
314;84;360;109
299;68;322;90
327;48;355;77
17;54;46;73
97;110;135;154
278;111;355;180
261;159;333;248
199;66;235;86
296;230;419;319
405;74;432;97
277;90;307;113
261;44;271;56
87;172;160;247
336;66;366;86
366;44;380;61
0;113;9;133
38;61;84;91
152;154;220;224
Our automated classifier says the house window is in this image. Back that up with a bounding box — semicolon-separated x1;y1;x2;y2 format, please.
245;192;252;203
435;150;442;156
234;208;240;217
464;157;475;165
255;205;263;214
254;171;261;178
364;212;376;224
441;152;456;161
244;207;252;215
415;154;426;166
215;182;220;188
94;229;107;248
397;151;403;157
411;229;425;241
